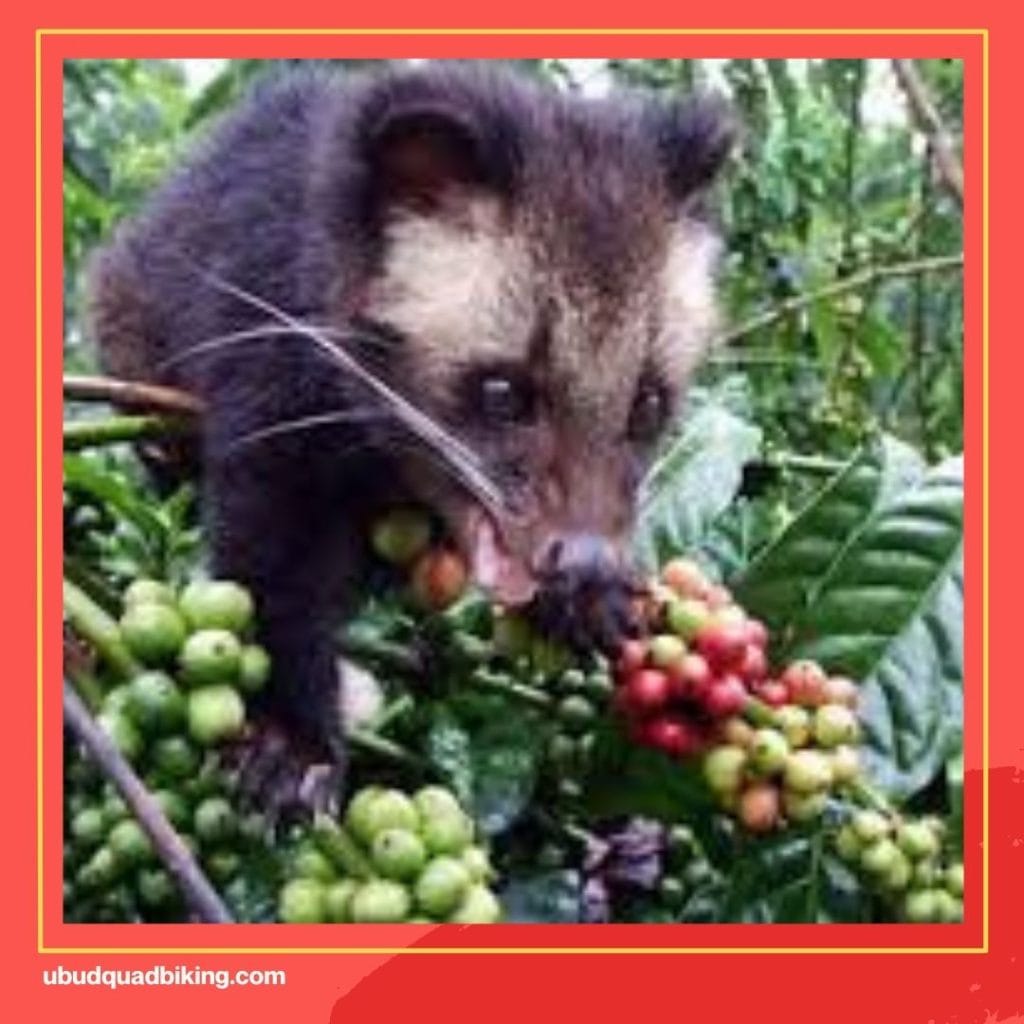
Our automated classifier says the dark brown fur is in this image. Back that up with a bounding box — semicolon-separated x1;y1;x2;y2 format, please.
87;62;734;801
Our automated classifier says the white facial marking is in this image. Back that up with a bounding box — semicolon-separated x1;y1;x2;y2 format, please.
657;218;722;383
364;199;533;398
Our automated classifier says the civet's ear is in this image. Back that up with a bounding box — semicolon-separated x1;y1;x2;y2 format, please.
362;96;513;214
656;93;739;203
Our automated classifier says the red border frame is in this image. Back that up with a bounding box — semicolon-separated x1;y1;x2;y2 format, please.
4;4;1019;1020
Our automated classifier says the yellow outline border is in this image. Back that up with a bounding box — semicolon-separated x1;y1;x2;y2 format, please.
37;32;983;958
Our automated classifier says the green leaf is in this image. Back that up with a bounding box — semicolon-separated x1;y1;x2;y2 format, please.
714;827;873;923
499;870;581;923
858;311;903;379
733;436;926;641
63;453;164;539
734;444;960;799
876;434;928;506
733;443;885;639
583;731;716;824
425;706;541;837
470;717;542;837
635;401;761;569
789;457;963;799
425;709;474;808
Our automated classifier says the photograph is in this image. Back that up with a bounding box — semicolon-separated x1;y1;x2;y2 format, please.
60;55;966;929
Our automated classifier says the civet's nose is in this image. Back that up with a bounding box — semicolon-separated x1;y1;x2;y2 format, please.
532;532;637;653
538;532;621;583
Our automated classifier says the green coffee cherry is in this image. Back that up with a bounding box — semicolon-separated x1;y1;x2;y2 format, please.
775;705;811;748
180;630;243;687
238;644;271;694
371;828;428;881
186;685;245;746
421;810;474;856
324;879;360;923
150;736;201;780
137;867;177;908
852;810;891;845
783;789;827;823
120;603;188;666
350;880;412;923
904;888;942;922
179;580;255;634
291;846;336;883
346;789;418;846
69;807;107;849
461;846;494;883
370;509;432;566
415;856;471;917
945;863;964;897
206;850;242;884
557;695;596;736
123;579;176;609
278;879;326;923
860;838;901;876
749;728;790;776
448;884;502;923
834;824;862;862
126;671;186;735
193;797;237;845
703;745;748;796
812;703;859;748
783;750;833;794
896;821;941;862
108;819;154;867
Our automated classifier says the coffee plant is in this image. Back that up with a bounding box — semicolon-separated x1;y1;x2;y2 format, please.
62;58;964;924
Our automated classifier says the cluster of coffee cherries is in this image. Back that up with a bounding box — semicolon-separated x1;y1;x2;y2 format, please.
277;785;501;924
541;667;614;799
834;810;964;922
370;507;468;611
613;557;777;757
700;658;863;833
610;569;765;761
64;576;272;921
613;558;864;833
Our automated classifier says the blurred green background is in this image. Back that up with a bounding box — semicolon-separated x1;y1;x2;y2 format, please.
63;58;963;463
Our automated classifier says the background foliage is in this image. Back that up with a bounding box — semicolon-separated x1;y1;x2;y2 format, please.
63;57;964;455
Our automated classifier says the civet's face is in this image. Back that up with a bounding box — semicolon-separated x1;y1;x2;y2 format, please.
352;67;733;648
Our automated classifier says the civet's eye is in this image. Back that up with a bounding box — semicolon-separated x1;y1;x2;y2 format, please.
478;375;535;425
627;385;669;443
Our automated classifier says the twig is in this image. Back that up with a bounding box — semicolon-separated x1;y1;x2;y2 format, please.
341;631;424;675
312;815;376;880
64;679;233;923
64;414;194;451
364;695;415;734
741;695;781;729
469;668;554;710
718;252;963;347
64;374;204;416
63;578;138;680
913;147;933;451
847;776;896;816
891;59;964;205
63;627;105;713
769;453;846;476
347;727;427;771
